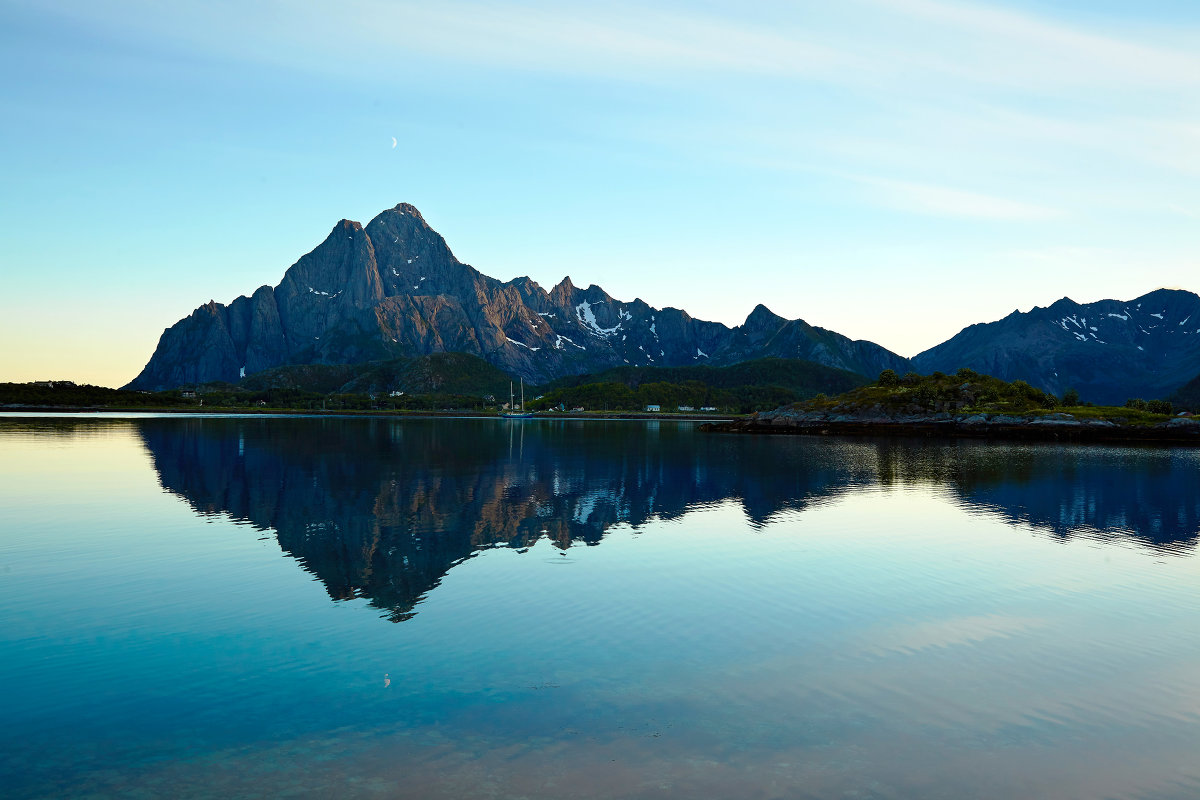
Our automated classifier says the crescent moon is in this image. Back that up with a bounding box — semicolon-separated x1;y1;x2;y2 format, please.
391;137;397;149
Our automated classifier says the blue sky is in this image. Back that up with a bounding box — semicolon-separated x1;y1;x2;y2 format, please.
2;0;1198;387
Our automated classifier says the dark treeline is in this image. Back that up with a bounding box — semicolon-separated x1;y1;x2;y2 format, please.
0;381;494;412
0;382;188;408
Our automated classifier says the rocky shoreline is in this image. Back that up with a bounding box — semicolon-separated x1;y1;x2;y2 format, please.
701;408;1200;445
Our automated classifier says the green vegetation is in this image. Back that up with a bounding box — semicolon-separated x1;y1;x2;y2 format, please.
531;358;868;413
0;381;188;408
792;367;1178;425
1124;397;1174;415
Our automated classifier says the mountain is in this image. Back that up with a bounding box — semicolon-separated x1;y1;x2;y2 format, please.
125;203;908;390
913;288;1200;405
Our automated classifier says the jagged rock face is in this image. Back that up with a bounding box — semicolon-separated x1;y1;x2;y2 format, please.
914;289;1200;405
126;203;909;389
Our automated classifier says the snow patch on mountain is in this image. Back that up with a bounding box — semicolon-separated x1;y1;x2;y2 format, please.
504;335;540;352
576;301;621;337
555;334;585;351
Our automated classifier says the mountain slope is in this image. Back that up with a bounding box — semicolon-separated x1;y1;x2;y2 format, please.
1169;373;1200;412
914;289;1200;405
126;203;908;390
239;353;515;397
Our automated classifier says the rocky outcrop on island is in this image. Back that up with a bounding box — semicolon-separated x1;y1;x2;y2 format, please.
705;369;1200;444
126;204;909;390
913;288;1200;405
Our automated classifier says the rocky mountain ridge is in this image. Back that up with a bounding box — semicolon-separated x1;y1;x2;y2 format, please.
127;203;908;390
914;288;1200;405
125;203;1200;403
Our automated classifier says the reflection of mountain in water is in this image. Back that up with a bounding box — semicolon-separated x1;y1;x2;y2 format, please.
140;418;876;621
137;418;1200;621
870;440;1200;549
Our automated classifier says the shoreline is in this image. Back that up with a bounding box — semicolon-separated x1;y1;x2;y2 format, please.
701;410;1200;446
0;405;737;423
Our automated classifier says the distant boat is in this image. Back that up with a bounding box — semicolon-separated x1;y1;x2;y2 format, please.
501;379;534;418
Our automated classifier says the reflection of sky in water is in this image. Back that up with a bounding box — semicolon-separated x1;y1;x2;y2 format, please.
1;416;1199;799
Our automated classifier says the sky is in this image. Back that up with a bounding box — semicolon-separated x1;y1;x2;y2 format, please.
2;0;1199;387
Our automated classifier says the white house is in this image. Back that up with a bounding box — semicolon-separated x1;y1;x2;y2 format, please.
644;404;661;412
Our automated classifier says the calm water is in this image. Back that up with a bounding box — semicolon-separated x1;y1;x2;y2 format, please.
2;414;1200;799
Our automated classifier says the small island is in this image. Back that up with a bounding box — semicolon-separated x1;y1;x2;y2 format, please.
703;369;1200;445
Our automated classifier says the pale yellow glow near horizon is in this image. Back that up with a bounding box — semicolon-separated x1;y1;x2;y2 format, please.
0;311;158;389
1;346;150;388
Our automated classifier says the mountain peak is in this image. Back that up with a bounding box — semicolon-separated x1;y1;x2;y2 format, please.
745;303;783;327
390;203;426;222
366;204;433;234
1044;296;1078;313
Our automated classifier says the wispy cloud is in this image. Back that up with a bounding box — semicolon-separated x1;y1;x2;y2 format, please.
867;0;1200;90
370;3;853;79
855;177;1062;221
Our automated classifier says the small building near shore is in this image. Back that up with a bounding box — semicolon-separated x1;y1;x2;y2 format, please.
645;404;661;412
